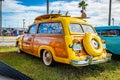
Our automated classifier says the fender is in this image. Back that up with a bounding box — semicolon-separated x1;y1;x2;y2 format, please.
37;45;69;64
38;45;55;58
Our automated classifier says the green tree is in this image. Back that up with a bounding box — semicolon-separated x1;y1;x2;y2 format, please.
78;0;88;18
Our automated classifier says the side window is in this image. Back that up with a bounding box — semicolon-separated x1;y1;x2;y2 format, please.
29;25;36;34
118;29;120;36
101;30;108;36
115;29;120;36
38;22;63;34
82;25;95;33
69;24;83;33
101;29;117;36
38;23;48;34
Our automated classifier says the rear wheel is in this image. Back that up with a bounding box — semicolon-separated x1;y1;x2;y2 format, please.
42;50;54;66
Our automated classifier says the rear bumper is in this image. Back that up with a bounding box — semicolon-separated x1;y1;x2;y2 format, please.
70;53;112;67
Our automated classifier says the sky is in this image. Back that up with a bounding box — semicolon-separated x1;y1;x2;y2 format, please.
2;0;120;29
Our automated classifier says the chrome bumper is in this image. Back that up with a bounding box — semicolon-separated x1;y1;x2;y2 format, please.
70;54;112;67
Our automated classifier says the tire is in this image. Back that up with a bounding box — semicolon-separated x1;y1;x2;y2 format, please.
83;33;103;56
42;50;54;66
17;43;22;54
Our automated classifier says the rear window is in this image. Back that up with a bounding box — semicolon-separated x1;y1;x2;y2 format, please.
69;24;83;33
82;25;95;33
69;23;95;34
38;22;63;34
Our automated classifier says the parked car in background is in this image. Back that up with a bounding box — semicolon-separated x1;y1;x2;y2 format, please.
16;13;111;67
95;26;120;55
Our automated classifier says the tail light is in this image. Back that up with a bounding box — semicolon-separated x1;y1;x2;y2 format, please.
102;40;106;49
69;39;83;56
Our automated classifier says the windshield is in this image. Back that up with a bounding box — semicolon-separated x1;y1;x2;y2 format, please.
69;23;95;34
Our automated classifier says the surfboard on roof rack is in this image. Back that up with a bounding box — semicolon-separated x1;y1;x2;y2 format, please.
34;11;71;23
34;14;61;21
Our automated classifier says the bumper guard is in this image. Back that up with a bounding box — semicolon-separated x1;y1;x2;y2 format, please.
70;53;112;67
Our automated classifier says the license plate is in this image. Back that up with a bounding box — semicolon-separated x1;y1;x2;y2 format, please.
73;44;82;50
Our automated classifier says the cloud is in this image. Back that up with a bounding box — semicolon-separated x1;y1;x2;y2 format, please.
2;0;120;29
2;0;46;12
2;0;46;28
2;0;25;12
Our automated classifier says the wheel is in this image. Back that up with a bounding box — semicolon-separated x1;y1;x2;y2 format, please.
17;43;22;54
42;50;54;66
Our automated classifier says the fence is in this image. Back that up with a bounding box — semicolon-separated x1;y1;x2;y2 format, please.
0;36;17;46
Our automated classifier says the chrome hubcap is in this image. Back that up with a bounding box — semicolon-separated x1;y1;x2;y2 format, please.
43;50;52;66
91;40;99;49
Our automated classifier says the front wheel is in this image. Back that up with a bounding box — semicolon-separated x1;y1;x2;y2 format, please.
17;43;22;54
42;50;54;66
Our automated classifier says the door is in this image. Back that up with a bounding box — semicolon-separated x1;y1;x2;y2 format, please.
34;22;68;58
22;24;36;53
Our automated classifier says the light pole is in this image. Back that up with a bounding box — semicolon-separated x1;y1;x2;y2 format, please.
108;0;112;26
112;18;114;26
23;19;25;30
0;0;4;36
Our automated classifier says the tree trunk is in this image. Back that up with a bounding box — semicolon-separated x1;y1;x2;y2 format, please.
81;12;87;18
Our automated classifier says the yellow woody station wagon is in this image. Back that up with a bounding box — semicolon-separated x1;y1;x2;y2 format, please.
16;13;111;67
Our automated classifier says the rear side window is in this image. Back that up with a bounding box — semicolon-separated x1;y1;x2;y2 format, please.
69;24;83;33
38;22;63;34
82;25;95;33
29;25;36;34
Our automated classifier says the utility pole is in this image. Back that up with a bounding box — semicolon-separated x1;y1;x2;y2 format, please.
47;0;49;14
108;0;112;26
0;0;4;36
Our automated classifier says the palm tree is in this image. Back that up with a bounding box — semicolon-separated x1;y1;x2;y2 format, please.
78;0;88;18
